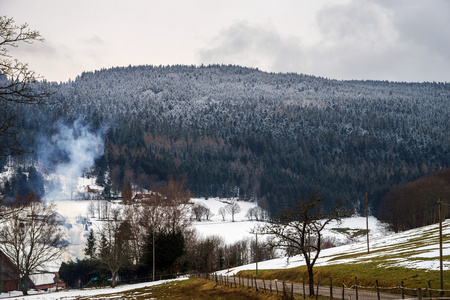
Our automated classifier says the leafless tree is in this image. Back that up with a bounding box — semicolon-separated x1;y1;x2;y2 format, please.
218;206;227;221
225;201;241;222
204;206;214;221
192;203;211;222
158;175;192;233
87;200;95;218
122;204;146;265
0;16;48;158
100;200;111;219
255;192;350;296
246;206;270;221
98;208;131;288
0;193;67;295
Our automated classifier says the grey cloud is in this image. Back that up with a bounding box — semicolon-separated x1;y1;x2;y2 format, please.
14;39;58;57
197;1;449;82
313;0;450;81
197;21;305;73
389;1;450;59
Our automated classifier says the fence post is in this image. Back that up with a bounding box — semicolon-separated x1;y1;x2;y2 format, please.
342;282;345;300
401;281;404;299
355;277;359;300
263;279;266;292
418;288;422;300
316;278;320;300
247;275;249;288
283;281;286;297
291;283;294;300
251;276;254;288
330;277;333;300
234;276;236;288
303;278;306;300
254;277;258;292
376;280;380;300
270;281;272;294
428;280;432;299
239;275;241;287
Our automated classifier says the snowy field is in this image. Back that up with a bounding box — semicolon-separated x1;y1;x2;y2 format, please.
1;181;448;299
217;219;450;275
53;197;391;263
0;277;188;299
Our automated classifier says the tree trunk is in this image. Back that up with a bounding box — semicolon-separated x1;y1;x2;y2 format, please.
111;269;118;288
21;274;29;295
308;266;315;296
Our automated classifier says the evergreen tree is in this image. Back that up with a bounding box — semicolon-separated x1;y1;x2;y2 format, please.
140;231;185;275
84;229;96;259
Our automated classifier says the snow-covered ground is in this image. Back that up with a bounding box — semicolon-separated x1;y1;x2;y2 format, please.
2;170;448;299
191;197;389;245
217;219;450;275
53;197;390;263
0;277;188;299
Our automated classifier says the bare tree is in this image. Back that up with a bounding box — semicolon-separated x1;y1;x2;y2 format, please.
122;203;146;265
192;203;211;222
218;206;227;221
256;192;350;296
204;206;214;221
0;16;47;158
225;201;241;222
87;200;95;218
246;206;270;221
98;208;131;288
158;175;192;233
0;193;67;295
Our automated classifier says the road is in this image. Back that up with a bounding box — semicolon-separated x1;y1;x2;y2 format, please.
216;275;407;300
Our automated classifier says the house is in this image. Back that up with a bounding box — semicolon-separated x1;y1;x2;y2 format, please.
0;250;18;292
86;185;100;194
29;272;66;291
48;212;66;226
133;191;162;203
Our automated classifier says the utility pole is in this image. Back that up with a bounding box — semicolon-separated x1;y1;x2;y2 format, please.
153;224;155;282
366;192;370;254
438;198;443;291
255;232;258;275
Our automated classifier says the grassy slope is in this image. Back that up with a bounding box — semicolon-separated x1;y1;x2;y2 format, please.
236;220;450;291
72;278;281;300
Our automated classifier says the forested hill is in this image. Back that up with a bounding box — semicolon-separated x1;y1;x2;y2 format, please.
11;65;450;215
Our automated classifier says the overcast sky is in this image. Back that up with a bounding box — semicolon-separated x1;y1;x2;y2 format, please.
2;0;449;83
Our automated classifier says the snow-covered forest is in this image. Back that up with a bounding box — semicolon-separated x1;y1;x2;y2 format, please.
2;64;450;216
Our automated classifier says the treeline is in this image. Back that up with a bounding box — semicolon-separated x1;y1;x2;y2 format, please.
5;64;450;216
58;178;275;287
379;168;450;232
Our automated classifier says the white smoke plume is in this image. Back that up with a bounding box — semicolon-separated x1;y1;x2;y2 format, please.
39;118;105;200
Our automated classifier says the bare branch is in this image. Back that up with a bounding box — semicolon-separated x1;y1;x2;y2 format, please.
0;16;48;158
256;192;351;296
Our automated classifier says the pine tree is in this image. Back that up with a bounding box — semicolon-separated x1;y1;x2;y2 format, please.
84;229;96;259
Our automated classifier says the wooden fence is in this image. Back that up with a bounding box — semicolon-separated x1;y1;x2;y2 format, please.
194;273;450;300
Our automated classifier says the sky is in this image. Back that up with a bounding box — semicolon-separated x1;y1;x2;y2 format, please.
1;0;449;83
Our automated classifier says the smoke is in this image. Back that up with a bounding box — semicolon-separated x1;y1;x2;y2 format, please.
38;118;105;200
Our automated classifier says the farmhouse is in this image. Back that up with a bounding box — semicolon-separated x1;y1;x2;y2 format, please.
0;250;18;292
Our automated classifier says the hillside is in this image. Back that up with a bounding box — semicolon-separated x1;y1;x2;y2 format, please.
218;218;450;276
4;65;450;215
380;168;450;232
